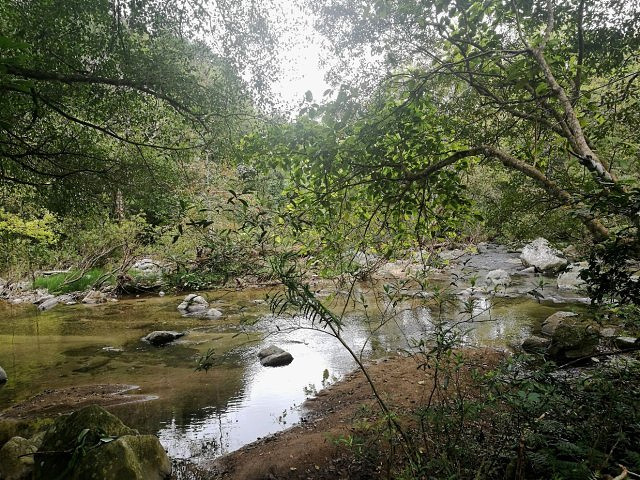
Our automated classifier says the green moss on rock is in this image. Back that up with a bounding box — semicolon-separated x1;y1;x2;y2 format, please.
34;405;171;479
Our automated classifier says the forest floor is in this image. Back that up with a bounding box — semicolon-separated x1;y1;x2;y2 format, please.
194;349;504;480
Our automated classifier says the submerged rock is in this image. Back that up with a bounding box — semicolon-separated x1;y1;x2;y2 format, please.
258;345;294;367
141;331;185;346
0;436;38;480
520;238;568;273
34;405;170;480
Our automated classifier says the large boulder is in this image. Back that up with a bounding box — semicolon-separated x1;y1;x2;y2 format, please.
541;311;578;336
141;331;185;346
177;294;222;318
520;238;568;273
33;405;170;480
557;262;588;291
68;435;171;480
547;323;599;361
0;366;7;385
0;436;38;480
258;345;294;367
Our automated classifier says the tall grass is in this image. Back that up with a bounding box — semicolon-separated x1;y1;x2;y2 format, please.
33;268;111;294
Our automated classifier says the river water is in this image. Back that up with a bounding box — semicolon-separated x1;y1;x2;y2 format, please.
0;255;587;471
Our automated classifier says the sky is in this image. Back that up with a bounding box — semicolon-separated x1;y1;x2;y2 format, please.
268;0;332;112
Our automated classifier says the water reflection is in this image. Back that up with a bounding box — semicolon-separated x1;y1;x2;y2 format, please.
0;290;583;473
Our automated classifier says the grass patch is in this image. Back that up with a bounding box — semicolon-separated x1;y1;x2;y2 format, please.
33;268;112;293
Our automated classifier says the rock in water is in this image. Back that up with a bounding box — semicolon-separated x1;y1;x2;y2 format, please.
82;290;109;304
485;269;511;287
141;331;185;346
258;345;294;367
34;405;170;480
541;311;578;336
520;238;568;273
177;294;223;318
557;262;588;291
548;323;598;361
0;366;7;385
37;297;60;311
0;436;38;480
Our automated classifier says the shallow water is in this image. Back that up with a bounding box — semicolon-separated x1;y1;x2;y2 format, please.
0;285;584;470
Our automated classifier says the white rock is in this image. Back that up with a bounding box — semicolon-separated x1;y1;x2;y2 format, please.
485;269;511;287
557;262;588;291
520;238;568;273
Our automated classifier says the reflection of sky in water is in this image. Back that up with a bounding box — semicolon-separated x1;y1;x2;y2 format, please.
157;295;558;466
158;318;375;461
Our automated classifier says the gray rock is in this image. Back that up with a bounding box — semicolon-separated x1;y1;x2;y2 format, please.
513;266;537;276
37;297;60;311
614;336;638;349
131;258;163;273
82;290;108;304
258;345;286;359
520;238;568;273
142;331;185;346
599;327;617;338
522;336;551;353
260;351;294;367
0;366;7;385
205;308;222;318
258;345;294;367
0;436;38;480
485;269;511;287
541;311;578;336
185;303;207;313
178;294;222;318
33;293;55;305
557;262;588;291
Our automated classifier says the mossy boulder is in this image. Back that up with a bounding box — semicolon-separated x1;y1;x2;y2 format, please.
70;435;171;480
0;436;38;480
548;323;599;361
34;405;170;480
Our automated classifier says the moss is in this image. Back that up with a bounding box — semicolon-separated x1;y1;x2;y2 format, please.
71;435;171;480
34;405;137;479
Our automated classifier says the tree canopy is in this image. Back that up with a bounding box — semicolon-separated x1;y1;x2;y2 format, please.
283;0;640;244
0;0;275;213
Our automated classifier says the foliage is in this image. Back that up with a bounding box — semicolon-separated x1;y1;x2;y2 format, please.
194;348;217;373
33;268;111;294
299;0;640;248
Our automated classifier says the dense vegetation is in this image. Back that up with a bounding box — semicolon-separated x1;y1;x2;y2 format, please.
1;0;639;479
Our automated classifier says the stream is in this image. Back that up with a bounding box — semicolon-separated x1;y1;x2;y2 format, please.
0;245;590;472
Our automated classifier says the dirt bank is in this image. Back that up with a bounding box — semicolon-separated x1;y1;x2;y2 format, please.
197;349;504;480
